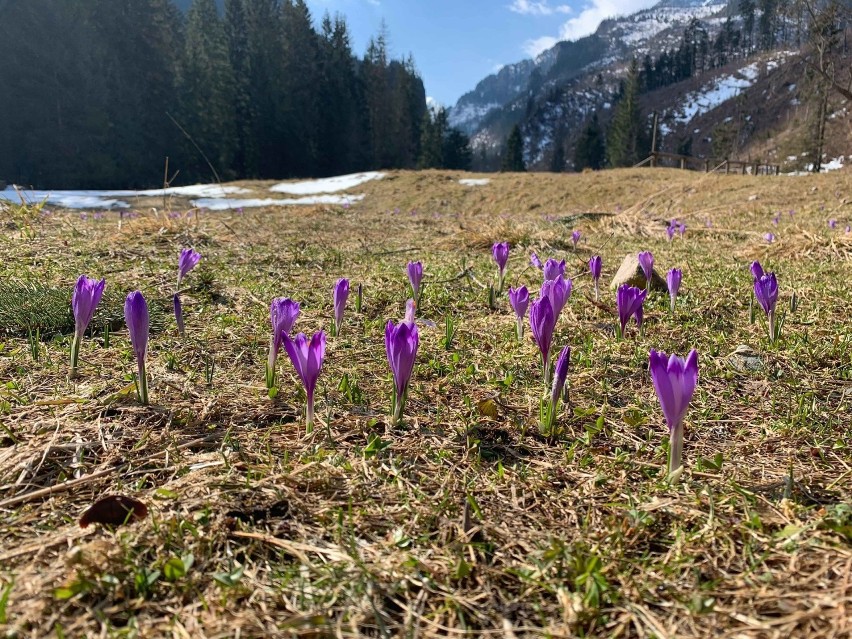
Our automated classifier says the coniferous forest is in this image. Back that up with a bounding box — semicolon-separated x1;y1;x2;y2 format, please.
0;0;462;189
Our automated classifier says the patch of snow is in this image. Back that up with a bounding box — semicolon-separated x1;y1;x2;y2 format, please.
459;178;491;186
192;195;365;210
0;183;251;210
270;172;385;195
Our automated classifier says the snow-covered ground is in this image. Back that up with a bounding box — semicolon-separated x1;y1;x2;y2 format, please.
194;195;364;210
1;173;382;210
459;178;490;186
0;184;252;210
269;172;384;194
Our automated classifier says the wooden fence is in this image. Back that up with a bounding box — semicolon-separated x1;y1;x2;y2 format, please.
634;151;780;175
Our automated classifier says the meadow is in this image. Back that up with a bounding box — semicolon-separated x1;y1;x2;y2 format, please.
0;168;850;638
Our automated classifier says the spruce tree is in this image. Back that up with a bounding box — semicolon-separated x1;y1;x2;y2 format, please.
606;59;646;168
443;129;472;170
502;124;526;172
573;114;606;171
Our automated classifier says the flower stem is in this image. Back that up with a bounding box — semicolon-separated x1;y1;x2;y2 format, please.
516;317;524;341
594;280;599;302
669;422;683;477
70;334;81;379
768;310;776;343
137;359;149;405
306;392;315;433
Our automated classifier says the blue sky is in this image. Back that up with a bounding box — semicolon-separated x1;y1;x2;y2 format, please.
305;0;658;106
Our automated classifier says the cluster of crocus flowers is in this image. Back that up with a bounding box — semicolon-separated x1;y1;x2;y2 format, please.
282;330;326;430
266;298;300;390
407;261;423;306
667;268;682;313
541;346;570;432
649;349;698;481
332;278;350;336
124;291;150;405
174;248;201;336
70;275;106;378
508;286;529;340
616;284;647;339
751;261;779;342
588;256;602;301
492;242;509;293
386;307;420;426
638;251;654;290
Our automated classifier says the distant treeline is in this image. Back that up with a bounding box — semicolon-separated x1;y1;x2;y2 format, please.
0;0;469;189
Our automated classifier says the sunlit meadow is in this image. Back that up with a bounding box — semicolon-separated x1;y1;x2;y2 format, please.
0;168;850;637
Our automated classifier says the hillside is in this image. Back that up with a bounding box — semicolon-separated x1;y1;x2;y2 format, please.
453;0;852;173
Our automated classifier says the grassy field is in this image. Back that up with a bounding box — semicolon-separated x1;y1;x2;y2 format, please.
0;168;850;638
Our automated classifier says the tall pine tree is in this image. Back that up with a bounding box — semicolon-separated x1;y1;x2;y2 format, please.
502;124;526;172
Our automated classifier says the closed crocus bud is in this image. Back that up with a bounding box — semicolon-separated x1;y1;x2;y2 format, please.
70;275;106;377
282;331;326;429
637;251;654;288
385;319;420;426
649;349;698;480
177;248;201;289
589;256;602;301
509;286;529;340
124;291;150;405
571;230;581;248
543;258;565;282
333;278;350;336
750;261;764;281
529;297;556;381
407;261;423;304
267;298;300;389
754;272;779;342
530;252;543;270
616;284;647;339
492;242;510;292
667;268;682;313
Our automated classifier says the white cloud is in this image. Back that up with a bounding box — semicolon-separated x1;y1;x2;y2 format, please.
509;0;571;16
557;0;656;41
521;0;657;58
523;35;558;57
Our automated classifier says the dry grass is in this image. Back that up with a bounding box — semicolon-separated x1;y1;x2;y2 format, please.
0;168;851;638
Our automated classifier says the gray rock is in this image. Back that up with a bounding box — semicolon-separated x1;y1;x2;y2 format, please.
610;253;668;291
728;344;763;372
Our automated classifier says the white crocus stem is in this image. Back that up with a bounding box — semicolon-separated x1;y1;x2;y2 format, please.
768;310;776;343
516;317;524;341
669;421;683;477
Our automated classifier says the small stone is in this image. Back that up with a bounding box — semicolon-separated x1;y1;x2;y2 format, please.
610;253;667;291
728;344;763;372
748;194;759;201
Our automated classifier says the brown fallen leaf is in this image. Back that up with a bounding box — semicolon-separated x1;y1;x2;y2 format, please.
79;495;148;528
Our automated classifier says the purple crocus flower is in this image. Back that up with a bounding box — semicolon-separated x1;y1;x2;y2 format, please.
750;261;764;281
173;294;185;336
530;252;543;270
764;232;775;244
754;272;779;342
540;275;572;318
829;219;837;229
529;297;556;381
571;230;581;249
649;349;698;479
846;225;851;234
282;331;326;429
124;291;150;405
589;256;602;301
70;275;106;377
177;248;201;288
678;223;686;237
772;215;780;226
637;251;654;289
667;268;682;313
666;225;675;242
508;286;530;340
543;258;566;281
492;242;510;292
267;298;300;389
385;319;420;425
404;299;416;326
544;345;571;431
616;284;647;338
407;261;423;304
333;278;350;336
